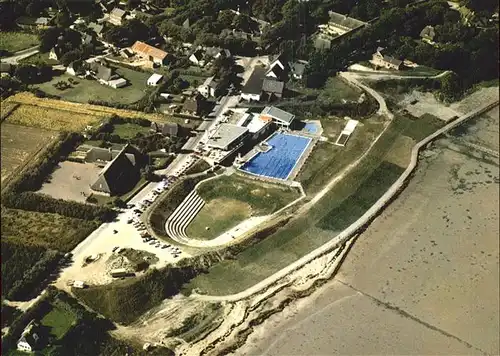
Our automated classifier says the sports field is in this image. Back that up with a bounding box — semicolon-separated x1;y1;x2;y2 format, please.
186;174;300;240
240;133;311;180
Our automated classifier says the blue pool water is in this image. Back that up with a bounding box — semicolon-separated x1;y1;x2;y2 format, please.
304;122;318;134
241;133;311;180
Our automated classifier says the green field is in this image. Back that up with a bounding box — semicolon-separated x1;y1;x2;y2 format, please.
35;66;151;104
184;115;444;295
0;32;39;54
1;208;98;252
288;77;362;102
41;304;77;340
297;115;386;195
112;123;151;139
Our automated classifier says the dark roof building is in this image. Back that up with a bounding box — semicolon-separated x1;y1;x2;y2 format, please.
90;144;142;195
241;66;267;96
89;62;114;81
261;78;284;100
151;122;179;136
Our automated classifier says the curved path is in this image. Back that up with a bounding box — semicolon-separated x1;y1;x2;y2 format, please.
193;92;499;302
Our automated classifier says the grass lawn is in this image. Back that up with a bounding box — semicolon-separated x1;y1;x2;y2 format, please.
40;303;77;340
184;159;211;175
196;174;300;215
184;114;445;295
0;32;39;54
18;52;58;66
1;208;99;252
35;66;151;105
288;77;362;103
297;115;386;195
186;198;251;240
399;65;442;77
112;123;151;140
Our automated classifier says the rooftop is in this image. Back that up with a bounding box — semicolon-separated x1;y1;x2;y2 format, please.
131;41;168;60
261;106;295;124
262;78;284;94
206;123;249;150
241;66;267;94
147;73;163;84
328;11;366;29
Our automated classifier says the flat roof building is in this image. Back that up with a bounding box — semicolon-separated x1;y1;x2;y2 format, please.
261;106;295;126
206;123;249;150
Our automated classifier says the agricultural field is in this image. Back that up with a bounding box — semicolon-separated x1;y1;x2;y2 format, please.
185;114;445;295
4;92;192;128
35;66;151;105
0;31;39;54
1;122;58;185
5;103;101;132
1;208;99;252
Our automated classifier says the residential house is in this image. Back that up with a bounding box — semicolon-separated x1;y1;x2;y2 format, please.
197;76;218;98
182;97;202;116
420;25;436;44
261;78;284;101
16;16;52;29
49;45;64;61
17;320;41;353
90;144;142;196
313;11;366;50
370;47;403;70
81;33;96;46
108;8;127;26
66;60;85;76
151;122;179;137
205;46;231;60
240;66;267;102
266;53;289;82
88;22;105;38
147;73;163;86
188;48;205;66
289;60;307;80
88;62;127;88
131;41;169;66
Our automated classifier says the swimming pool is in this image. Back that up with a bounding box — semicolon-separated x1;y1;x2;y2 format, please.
241;133;311;180
303;122;319;134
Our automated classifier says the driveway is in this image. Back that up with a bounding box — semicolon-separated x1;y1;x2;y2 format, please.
1;46;40;64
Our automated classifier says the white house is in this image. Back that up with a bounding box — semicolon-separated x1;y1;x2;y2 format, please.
266;53;289;81
197;76;218;98
17;320;40;353
188;48;205;66
147;73;163;86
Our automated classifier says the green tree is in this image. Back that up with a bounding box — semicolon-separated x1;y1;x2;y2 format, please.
55;11;72;28
217;9;235;28
439;72;463;102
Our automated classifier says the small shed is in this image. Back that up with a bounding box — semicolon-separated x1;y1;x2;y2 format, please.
147;73;163;86
108;78;127;88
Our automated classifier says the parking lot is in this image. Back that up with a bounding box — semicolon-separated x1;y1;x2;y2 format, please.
55;177;190;289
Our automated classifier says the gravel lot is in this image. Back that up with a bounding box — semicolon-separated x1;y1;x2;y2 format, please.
242;124;499;355
38;161;102;202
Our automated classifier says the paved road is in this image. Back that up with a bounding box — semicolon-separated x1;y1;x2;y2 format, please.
1;46;40;64
192;91;499;303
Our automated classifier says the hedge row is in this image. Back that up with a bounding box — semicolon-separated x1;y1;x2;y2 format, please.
2;191;116;222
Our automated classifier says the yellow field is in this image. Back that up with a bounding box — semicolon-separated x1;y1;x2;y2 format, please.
4;92;186;132
7;104;101;132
